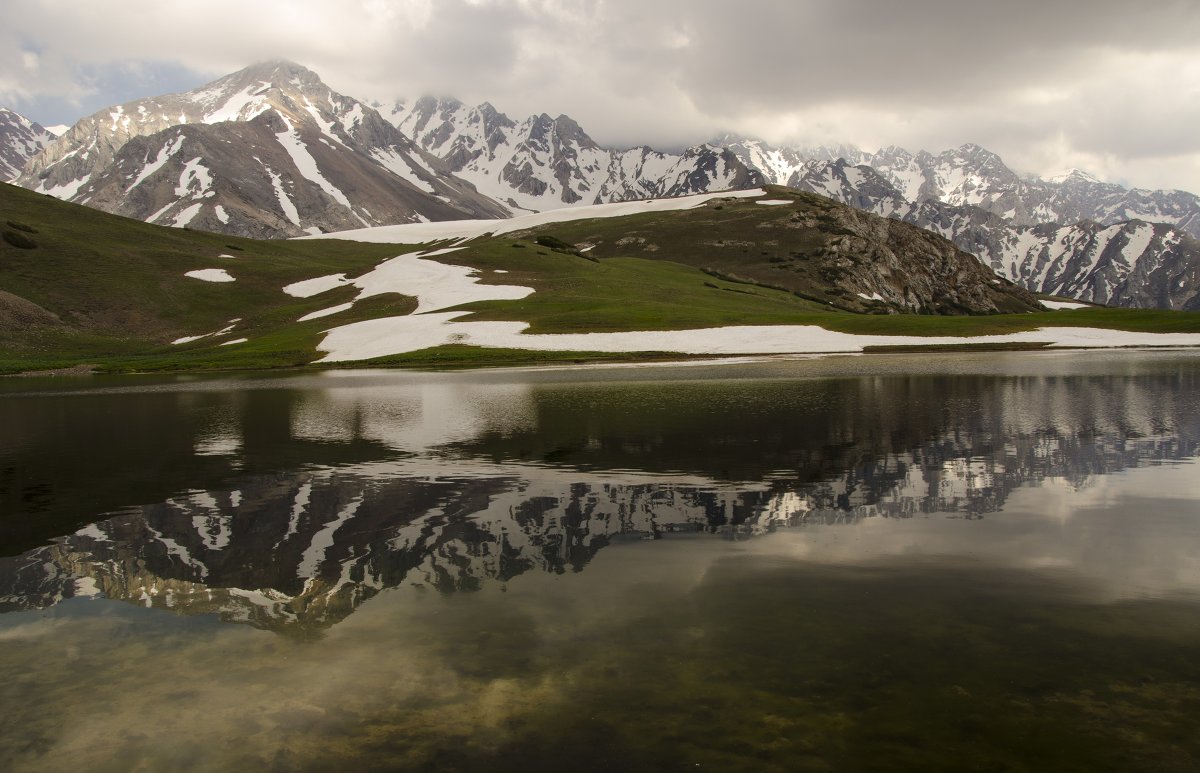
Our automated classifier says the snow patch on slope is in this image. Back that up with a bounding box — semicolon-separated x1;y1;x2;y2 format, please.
298;303;353;321
171;202;204;227
259;160;300;226
130;134;185;188
370;148;436;194
352;248;533;313
185;268;235;282
283;273;350;298
274;114;364;225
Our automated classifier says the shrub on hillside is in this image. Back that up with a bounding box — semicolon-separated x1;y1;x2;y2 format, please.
535;235;579;253
2;229;37;249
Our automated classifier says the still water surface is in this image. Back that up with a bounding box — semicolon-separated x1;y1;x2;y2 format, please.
2;351;1200;771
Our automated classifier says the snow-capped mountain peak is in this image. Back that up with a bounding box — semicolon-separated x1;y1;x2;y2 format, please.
1045;168;1104;185
0;107;56;181
15;62;508;237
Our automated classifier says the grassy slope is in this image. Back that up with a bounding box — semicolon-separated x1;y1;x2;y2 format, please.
2;182;1199;374
0;183;420;372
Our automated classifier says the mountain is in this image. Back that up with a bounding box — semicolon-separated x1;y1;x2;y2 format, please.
779;157;1200;310
904;202;1200;310
16;61;509;238
713;136;1200;309
389;96;764;213
0;108;56;181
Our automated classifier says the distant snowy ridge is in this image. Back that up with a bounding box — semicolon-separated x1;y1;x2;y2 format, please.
718;135;1200;239
711;136;1200;309
386;97;1200;309
388;96;764;213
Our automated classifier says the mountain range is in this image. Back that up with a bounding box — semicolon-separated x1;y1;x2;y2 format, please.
717;139;1200;309
3;59;1198;309
388;96;762;212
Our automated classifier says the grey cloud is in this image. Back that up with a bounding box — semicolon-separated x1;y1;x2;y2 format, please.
665;0;1200;115
2;0;1200;191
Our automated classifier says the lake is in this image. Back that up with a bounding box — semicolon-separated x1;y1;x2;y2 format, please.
3;351;1200;771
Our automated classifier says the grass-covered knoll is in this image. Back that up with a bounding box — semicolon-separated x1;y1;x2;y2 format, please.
497;186;1042;315
425;238;833;333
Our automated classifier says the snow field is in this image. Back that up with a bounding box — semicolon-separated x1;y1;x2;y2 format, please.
281;247;533;322
1040;300;1090;310
315;317;1200;363
283;273;350;298
184;268;235;282
172;319;241;346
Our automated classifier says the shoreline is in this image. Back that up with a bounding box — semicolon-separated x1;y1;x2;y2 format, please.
6;340;1200;380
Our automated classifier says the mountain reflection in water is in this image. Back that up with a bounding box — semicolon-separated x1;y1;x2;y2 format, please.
2;352;1198;633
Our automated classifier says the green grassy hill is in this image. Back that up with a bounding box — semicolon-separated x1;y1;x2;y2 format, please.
0;182;419;372
2;182;1198;374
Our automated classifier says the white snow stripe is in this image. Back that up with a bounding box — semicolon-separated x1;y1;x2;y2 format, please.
299;189;768;244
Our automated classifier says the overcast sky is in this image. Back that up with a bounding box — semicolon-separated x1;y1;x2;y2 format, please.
3;0;1199;192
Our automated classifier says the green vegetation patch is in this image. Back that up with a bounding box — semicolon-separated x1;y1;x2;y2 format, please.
427;238;834;333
